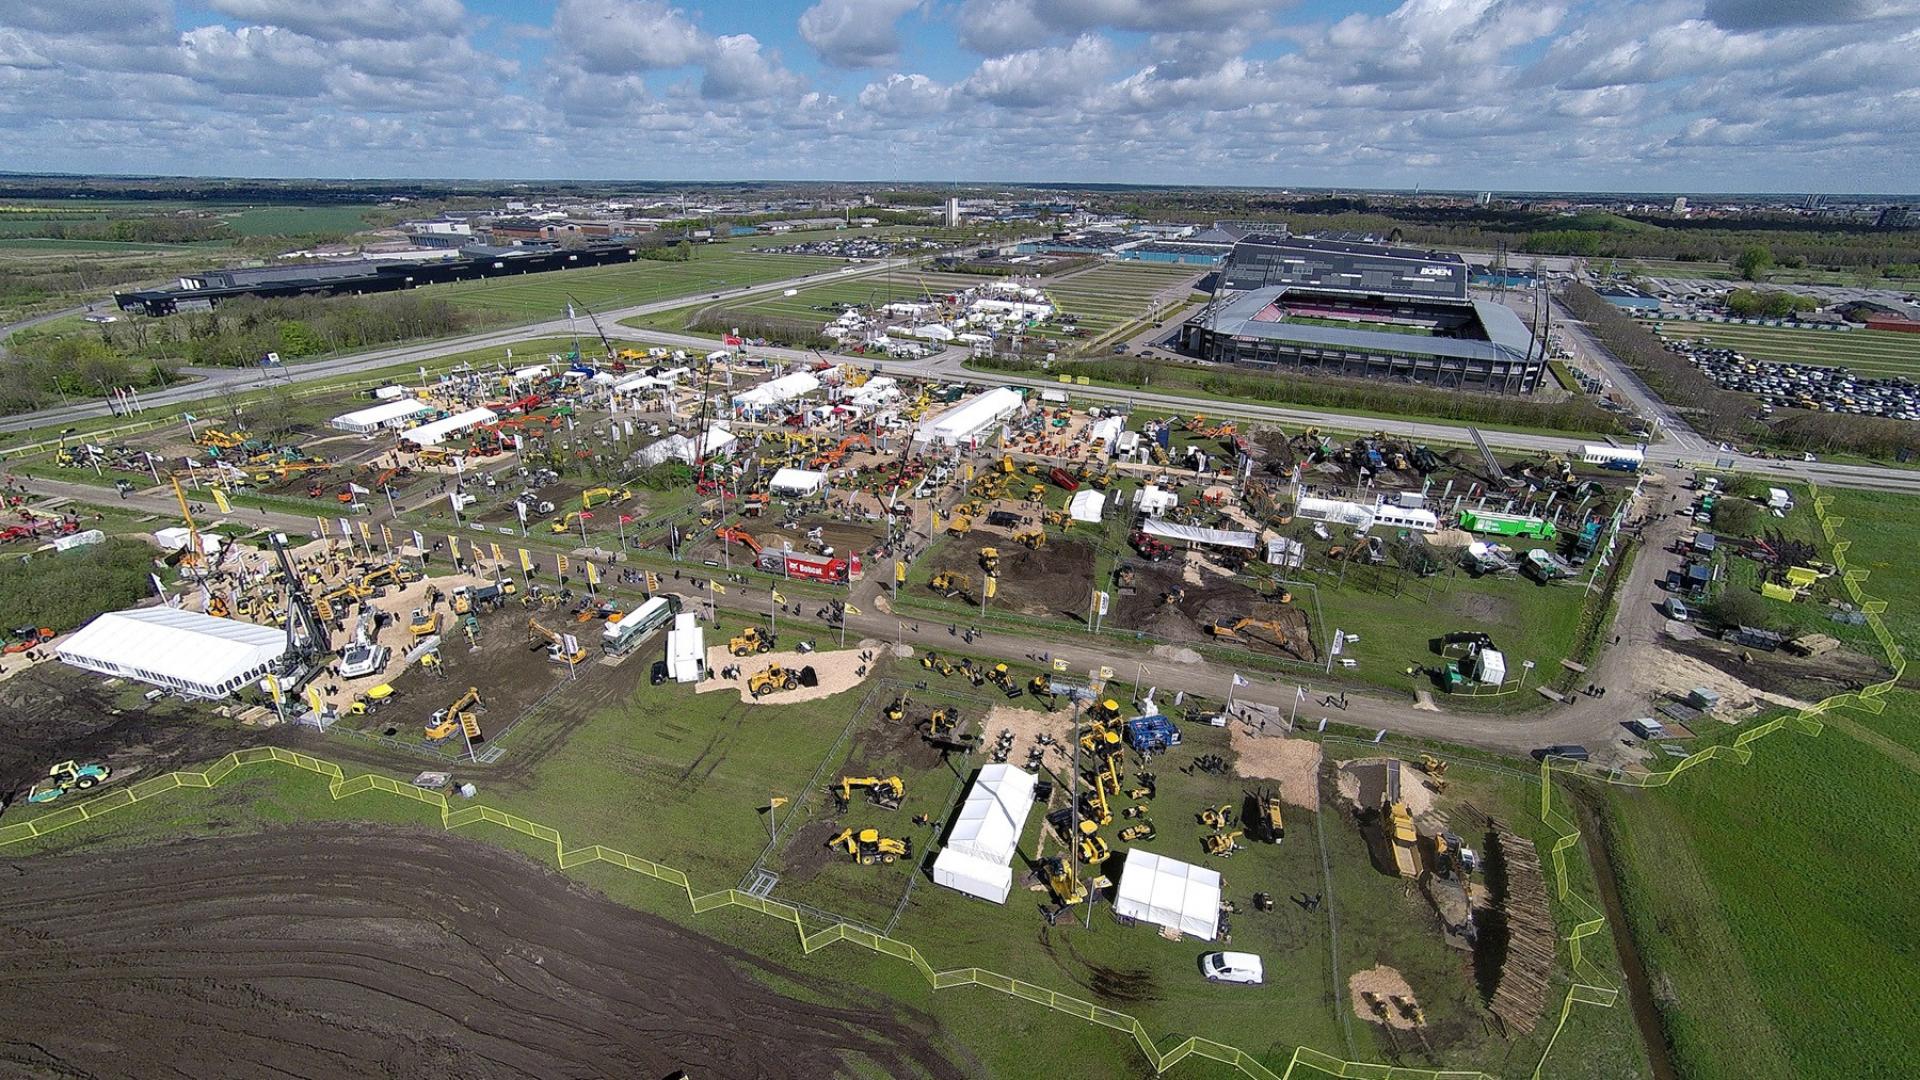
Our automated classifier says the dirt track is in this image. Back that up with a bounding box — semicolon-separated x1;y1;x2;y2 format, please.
0;825;966;1080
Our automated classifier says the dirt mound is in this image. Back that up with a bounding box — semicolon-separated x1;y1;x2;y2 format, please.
1349;965;1420;1029
0;825;965;1080
699;645;875;703
1336;757;1437;820
923;536;1095;618
1227;729;1322;809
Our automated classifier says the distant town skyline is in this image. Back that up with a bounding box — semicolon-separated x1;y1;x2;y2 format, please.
3;0;1918;192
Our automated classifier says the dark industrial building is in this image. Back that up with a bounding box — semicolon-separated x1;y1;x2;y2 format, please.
113;240;639;316
1178;235;1545;394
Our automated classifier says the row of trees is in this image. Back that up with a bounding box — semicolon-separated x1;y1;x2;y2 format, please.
90;292;477;368
689;308;833;351
1724;288;1818;317
972;354;1630;435
1561;284;1752;436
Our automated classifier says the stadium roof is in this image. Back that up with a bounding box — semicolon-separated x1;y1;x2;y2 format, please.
1235;234;1466;265
1202;286;1535;363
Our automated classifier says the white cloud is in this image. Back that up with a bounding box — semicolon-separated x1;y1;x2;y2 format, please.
800;0;921;68
961;33;1114;107
858;72;952;115
205;0;468;42
701;34;805;101
551;0;709;73
957;0;1282;55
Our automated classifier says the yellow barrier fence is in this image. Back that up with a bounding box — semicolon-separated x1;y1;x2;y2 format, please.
3;487;1893;1080
1523;483;1906;1078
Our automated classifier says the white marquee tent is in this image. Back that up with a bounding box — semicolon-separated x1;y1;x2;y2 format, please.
768;467;827;496
915;387;1024;448
406;407;497;447
1068;489;1106;523
1113;849;1222;940
57;608;288;700
330;398;431;434
932;764;1038;904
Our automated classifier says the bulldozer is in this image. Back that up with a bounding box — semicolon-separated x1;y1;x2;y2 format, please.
978;547;1000;575
1418;754;1449;778
1076;821;1111;864
748;664;801;698
1028;675;1058;707
26;760;112;803
884;695;908;724
825;827;912;866
1012;529;1046;550
832;775;905;811
408;609;438;637
1118;821;1156;843
527;617;586;664
728;626;775;656
987;663;1022;699
424;687;483;742
1202;830;1244;858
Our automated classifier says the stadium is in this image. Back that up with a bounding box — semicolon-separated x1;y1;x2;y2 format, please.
1178;235;1546;393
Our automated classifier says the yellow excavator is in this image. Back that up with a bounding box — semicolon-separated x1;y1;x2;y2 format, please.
1206;617;1290;642
581;486;631;509
1012;529;1046;549
408;608;438;636
1202;829;1243;857
424;686;482;741
978;547;1000;575
1199;804;1234;829
825;827;911;865
884;695;908;723
728;626;775;656
1038;855;1086;905
832;775;904;811
748;664;801;698
527;617;586;664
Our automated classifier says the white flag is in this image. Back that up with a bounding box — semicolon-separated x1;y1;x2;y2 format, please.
1317;717;1328;732
348;483;370;495
1296;686;1307;701
1232;673;1250;688
1373;729;1388;744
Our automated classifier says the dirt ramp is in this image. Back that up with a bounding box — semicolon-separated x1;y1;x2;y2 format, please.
0;825;965;1080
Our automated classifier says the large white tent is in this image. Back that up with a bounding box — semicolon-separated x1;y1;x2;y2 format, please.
57;608;288;700
732;372;820;412
406;407;497;447
768;467;827;496
915;387;1024;448
1113;849;1222;940
330;398;431;434
932;764;1038;904
1068;489;1106;523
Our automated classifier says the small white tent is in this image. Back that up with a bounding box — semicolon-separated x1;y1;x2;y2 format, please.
1113;849;1222;940
768;467;826;496
1068;489;1106;523
1136;485;1178;514
932;764;1038;904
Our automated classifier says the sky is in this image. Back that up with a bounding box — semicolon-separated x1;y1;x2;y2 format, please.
1;0;1917;192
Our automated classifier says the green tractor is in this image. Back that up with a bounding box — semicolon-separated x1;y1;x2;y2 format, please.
26;760;112;803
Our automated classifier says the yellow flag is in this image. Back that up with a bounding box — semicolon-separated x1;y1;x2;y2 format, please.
471;540;486;565
358;520;371;542
381;525;394;548
584;561;600;586
965;463;974;481
709;581;727;595
518;547;533;574
843;603;860;615
646;571;660;592
490;542;504;564
264;673;283;702
769;796;790;810
894;560;906;583
984;575;998;598
211;487;232;514
305;684;324;713
447;535;461;559
557;555;570;576
931;511;941;533
772;589;786;604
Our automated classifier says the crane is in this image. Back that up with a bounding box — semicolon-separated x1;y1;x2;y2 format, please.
564;293;618;366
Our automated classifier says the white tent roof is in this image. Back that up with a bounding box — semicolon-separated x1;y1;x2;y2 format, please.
1113;849;1222;940
917;387;1024;446
1068;489;1106;523
330;398;430;433
1143;518;1258;549
769;467;826;495
57;608;286;695
1137;485;1178;513
407;407;497;447
1087;415;1124;446
933;764;1037;904
734;371;820;409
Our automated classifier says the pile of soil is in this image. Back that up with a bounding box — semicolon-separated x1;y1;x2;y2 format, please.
1227;729;1322;809
1336;757;1437;820
0;825;967;1080
1349;965;1420;1029
923;537;1095;619
1117;562;1315;660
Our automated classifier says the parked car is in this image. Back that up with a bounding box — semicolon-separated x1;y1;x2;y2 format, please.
1532;744;1591;762
650;660;669;685
1200;951;1264;985
1662;596;1690;622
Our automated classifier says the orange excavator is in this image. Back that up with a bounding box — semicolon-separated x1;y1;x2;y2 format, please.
808;433;873;469
715;526;761;555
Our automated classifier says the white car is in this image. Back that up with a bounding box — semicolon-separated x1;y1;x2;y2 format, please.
1200;951;1264;985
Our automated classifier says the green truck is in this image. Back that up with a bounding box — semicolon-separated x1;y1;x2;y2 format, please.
1458;510;1557;540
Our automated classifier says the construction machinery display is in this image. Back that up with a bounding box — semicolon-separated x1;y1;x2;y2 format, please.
728;626;776;656
825;827;911;866
25;760;112;803
832;775;905;811
526;617;586;665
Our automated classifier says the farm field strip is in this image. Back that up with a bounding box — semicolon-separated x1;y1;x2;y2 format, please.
433;252;847;319
1653;323;1920;375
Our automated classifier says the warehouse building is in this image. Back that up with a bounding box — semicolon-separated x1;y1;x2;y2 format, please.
57;608;289;700
1179;236;1544;393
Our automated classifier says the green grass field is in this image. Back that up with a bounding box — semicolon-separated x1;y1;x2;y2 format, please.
1601;696;1919;1080
430;250;846;321
1651;320;1920;377
730;266;985;325
216;205;377;237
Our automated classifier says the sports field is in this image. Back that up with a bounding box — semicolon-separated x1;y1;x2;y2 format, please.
428;251;847;322
1652;320;1920;377
1032;262;1203;344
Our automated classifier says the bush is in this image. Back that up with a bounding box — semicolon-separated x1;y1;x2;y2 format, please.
1703;587;1772;631
0;538;155;633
